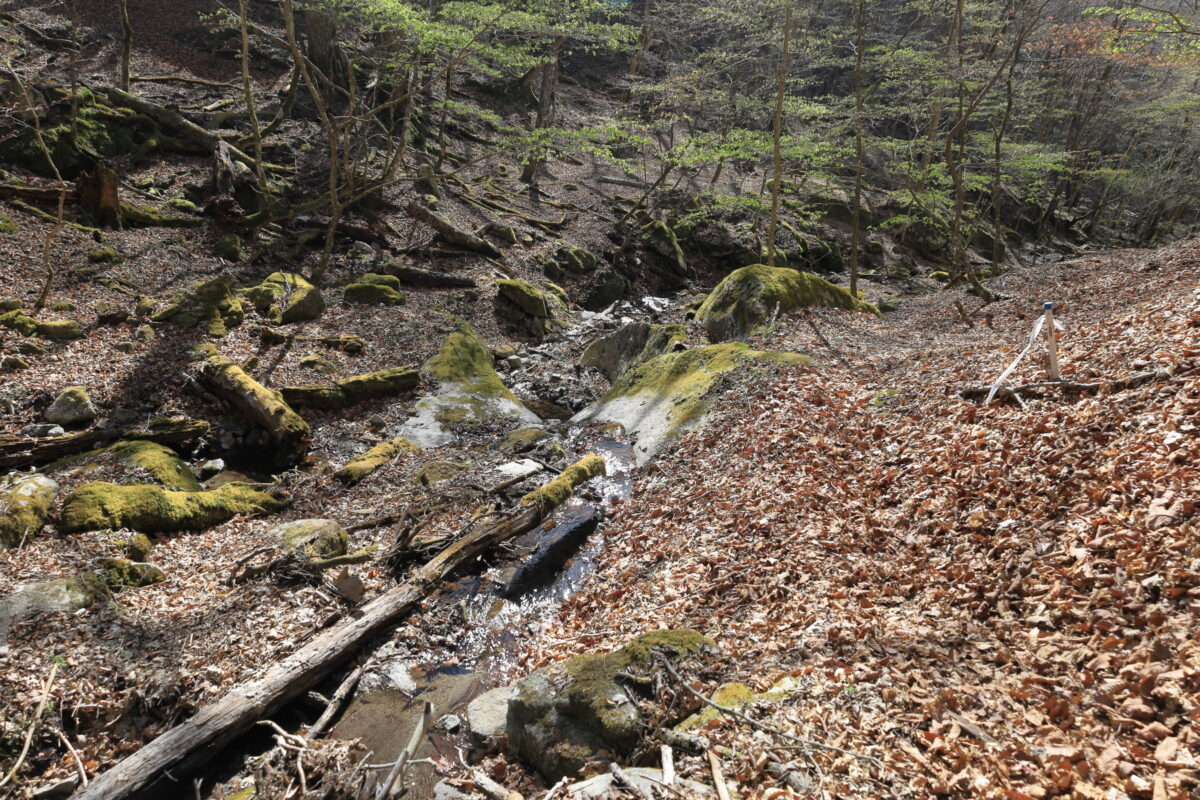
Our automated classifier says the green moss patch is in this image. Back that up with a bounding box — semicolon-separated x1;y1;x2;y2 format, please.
98;557;166;589
334;437;417;485
60;482;285;533
344;273;405;305
697;264;877;342
272;519;348;559
0;310;85;341
52;440;201;491
519;453;606;513
242;272;325;324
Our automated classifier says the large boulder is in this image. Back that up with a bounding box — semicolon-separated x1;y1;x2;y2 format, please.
0;474;59;549
695;264;878;342
582;270;628;311
398;318;537;448
640;220;692;278
581;322;686;382
495;279;568;338
59;482;285;533
241;272;326;324
44;386;97;426
507;630;712;781
573;344;808;463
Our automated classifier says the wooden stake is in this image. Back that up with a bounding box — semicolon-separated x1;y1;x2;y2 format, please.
1043;301;1060;381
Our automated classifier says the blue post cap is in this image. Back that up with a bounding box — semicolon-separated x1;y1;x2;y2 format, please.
1043;301;1054;310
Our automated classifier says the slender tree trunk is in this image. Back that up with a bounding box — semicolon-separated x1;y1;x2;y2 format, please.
629;0;654;77
849;0;866;297
521;37;564;185
766;4;794;268
119;0;132;90
281;0;340;283
238;0;267;207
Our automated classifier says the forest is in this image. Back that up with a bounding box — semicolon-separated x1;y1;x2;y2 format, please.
0;0;1198;798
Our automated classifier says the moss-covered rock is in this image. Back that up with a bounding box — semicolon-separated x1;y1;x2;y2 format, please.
98;557;166;589
676;677;800;731
344;273;405;305
121;533;154;561
581;322;687;382
216;232;245;262
242;272;326;324
152;277;244;338
88;246;123;264
271;519;348;559
498;279;550;317
696;264;878;342
0;87;140;177
495;279;568;338
59;482;285;534
168;197;198;213
281;367;419;409
299;353;338;374
0;298;21;312
641;220;691;278
507;629;712;781
573;344;808;463
0;474;59;549
94;300;129;326
0;214;15;235
334;437;417;484
397;318;538;447
583;270;629;311
0;309;85;341
44;386;97;426
1;355;29;372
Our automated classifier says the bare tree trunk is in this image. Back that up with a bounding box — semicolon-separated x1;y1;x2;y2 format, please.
849;0;865;297
239;0;267;202
521;37;564;185
766;4;794;268
119;0;132;90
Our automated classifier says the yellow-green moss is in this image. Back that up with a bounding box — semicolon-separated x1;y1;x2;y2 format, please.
606;344;808;434
281;367;419;409
0;214;15;234
100;441;202;491
88;246;122;264
0;475;59;549
677;677;801;731
121;533;154;560
98;557;166;589
334;437;417;485
424;318;514;400
274;519;348;558
59;482;285;533
519;453;606;513
696;264;879;342
344;274;404;305
242;272;325;324
195;344;311;448
497;279;550;317
0;310;84;341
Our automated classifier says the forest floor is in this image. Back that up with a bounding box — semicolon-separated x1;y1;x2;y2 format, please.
0;2;1198;799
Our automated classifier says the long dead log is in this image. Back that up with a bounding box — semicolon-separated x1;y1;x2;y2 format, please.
0;419;210;470
74;453;607;800
377;261;477;289
193;344;310;458
406;200;502;258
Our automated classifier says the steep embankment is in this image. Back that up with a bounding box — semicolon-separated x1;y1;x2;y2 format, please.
513;240;1200;799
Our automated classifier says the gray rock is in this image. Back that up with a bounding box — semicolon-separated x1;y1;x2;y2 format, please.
432;780;478;800
567;767;715;799
580;321;686;382
196;458;225;479
44;386;97;426
467;685;512;743
507;630;712;781
19;424;65;438
1;575;109;651
436;713;462;732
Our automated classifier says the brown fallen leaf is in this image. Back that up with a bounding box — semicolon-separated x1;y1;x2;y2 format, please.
1147;491;1192;530
1154;737;1179;764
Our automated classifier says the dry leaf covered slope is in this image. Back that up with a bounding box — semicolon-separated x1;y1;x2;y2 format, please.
526;241;1200;799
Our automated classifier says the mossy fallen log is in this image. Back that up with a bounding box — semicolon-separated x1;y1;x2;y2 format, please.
407;200;502;257
74;453;606;800
193;344;310;460
0;418;210;470
279;367;419;409
333;437;418;485
59;481;285;533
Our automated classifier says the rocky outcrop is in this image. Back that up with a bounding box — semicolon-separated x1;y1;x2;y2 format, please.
507;630;712;781
696;264;878;342
241;272;325;324
580;321;686;382
641;219;692;278
0;474;59;549
44;386;97;426
573;344;808;463
59;482;284;533
280;367;419;409
398;318;537;448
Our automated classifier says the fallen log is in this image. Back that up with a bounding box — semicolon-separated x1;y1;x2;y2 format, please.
0;419;210;470
960;369;1170;402
406;200;502;258
279;367;420;410
74;453;607;800
377;261;477;289
193;344;310;459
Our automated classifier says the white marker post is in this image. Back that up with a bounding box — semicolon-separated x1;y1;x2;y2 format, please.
1043;301;1060;381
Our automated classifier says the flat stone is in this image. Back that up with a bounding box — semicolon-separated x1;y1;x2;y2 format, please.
19;424;66;438
466;685;512;742
495;459;542;480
